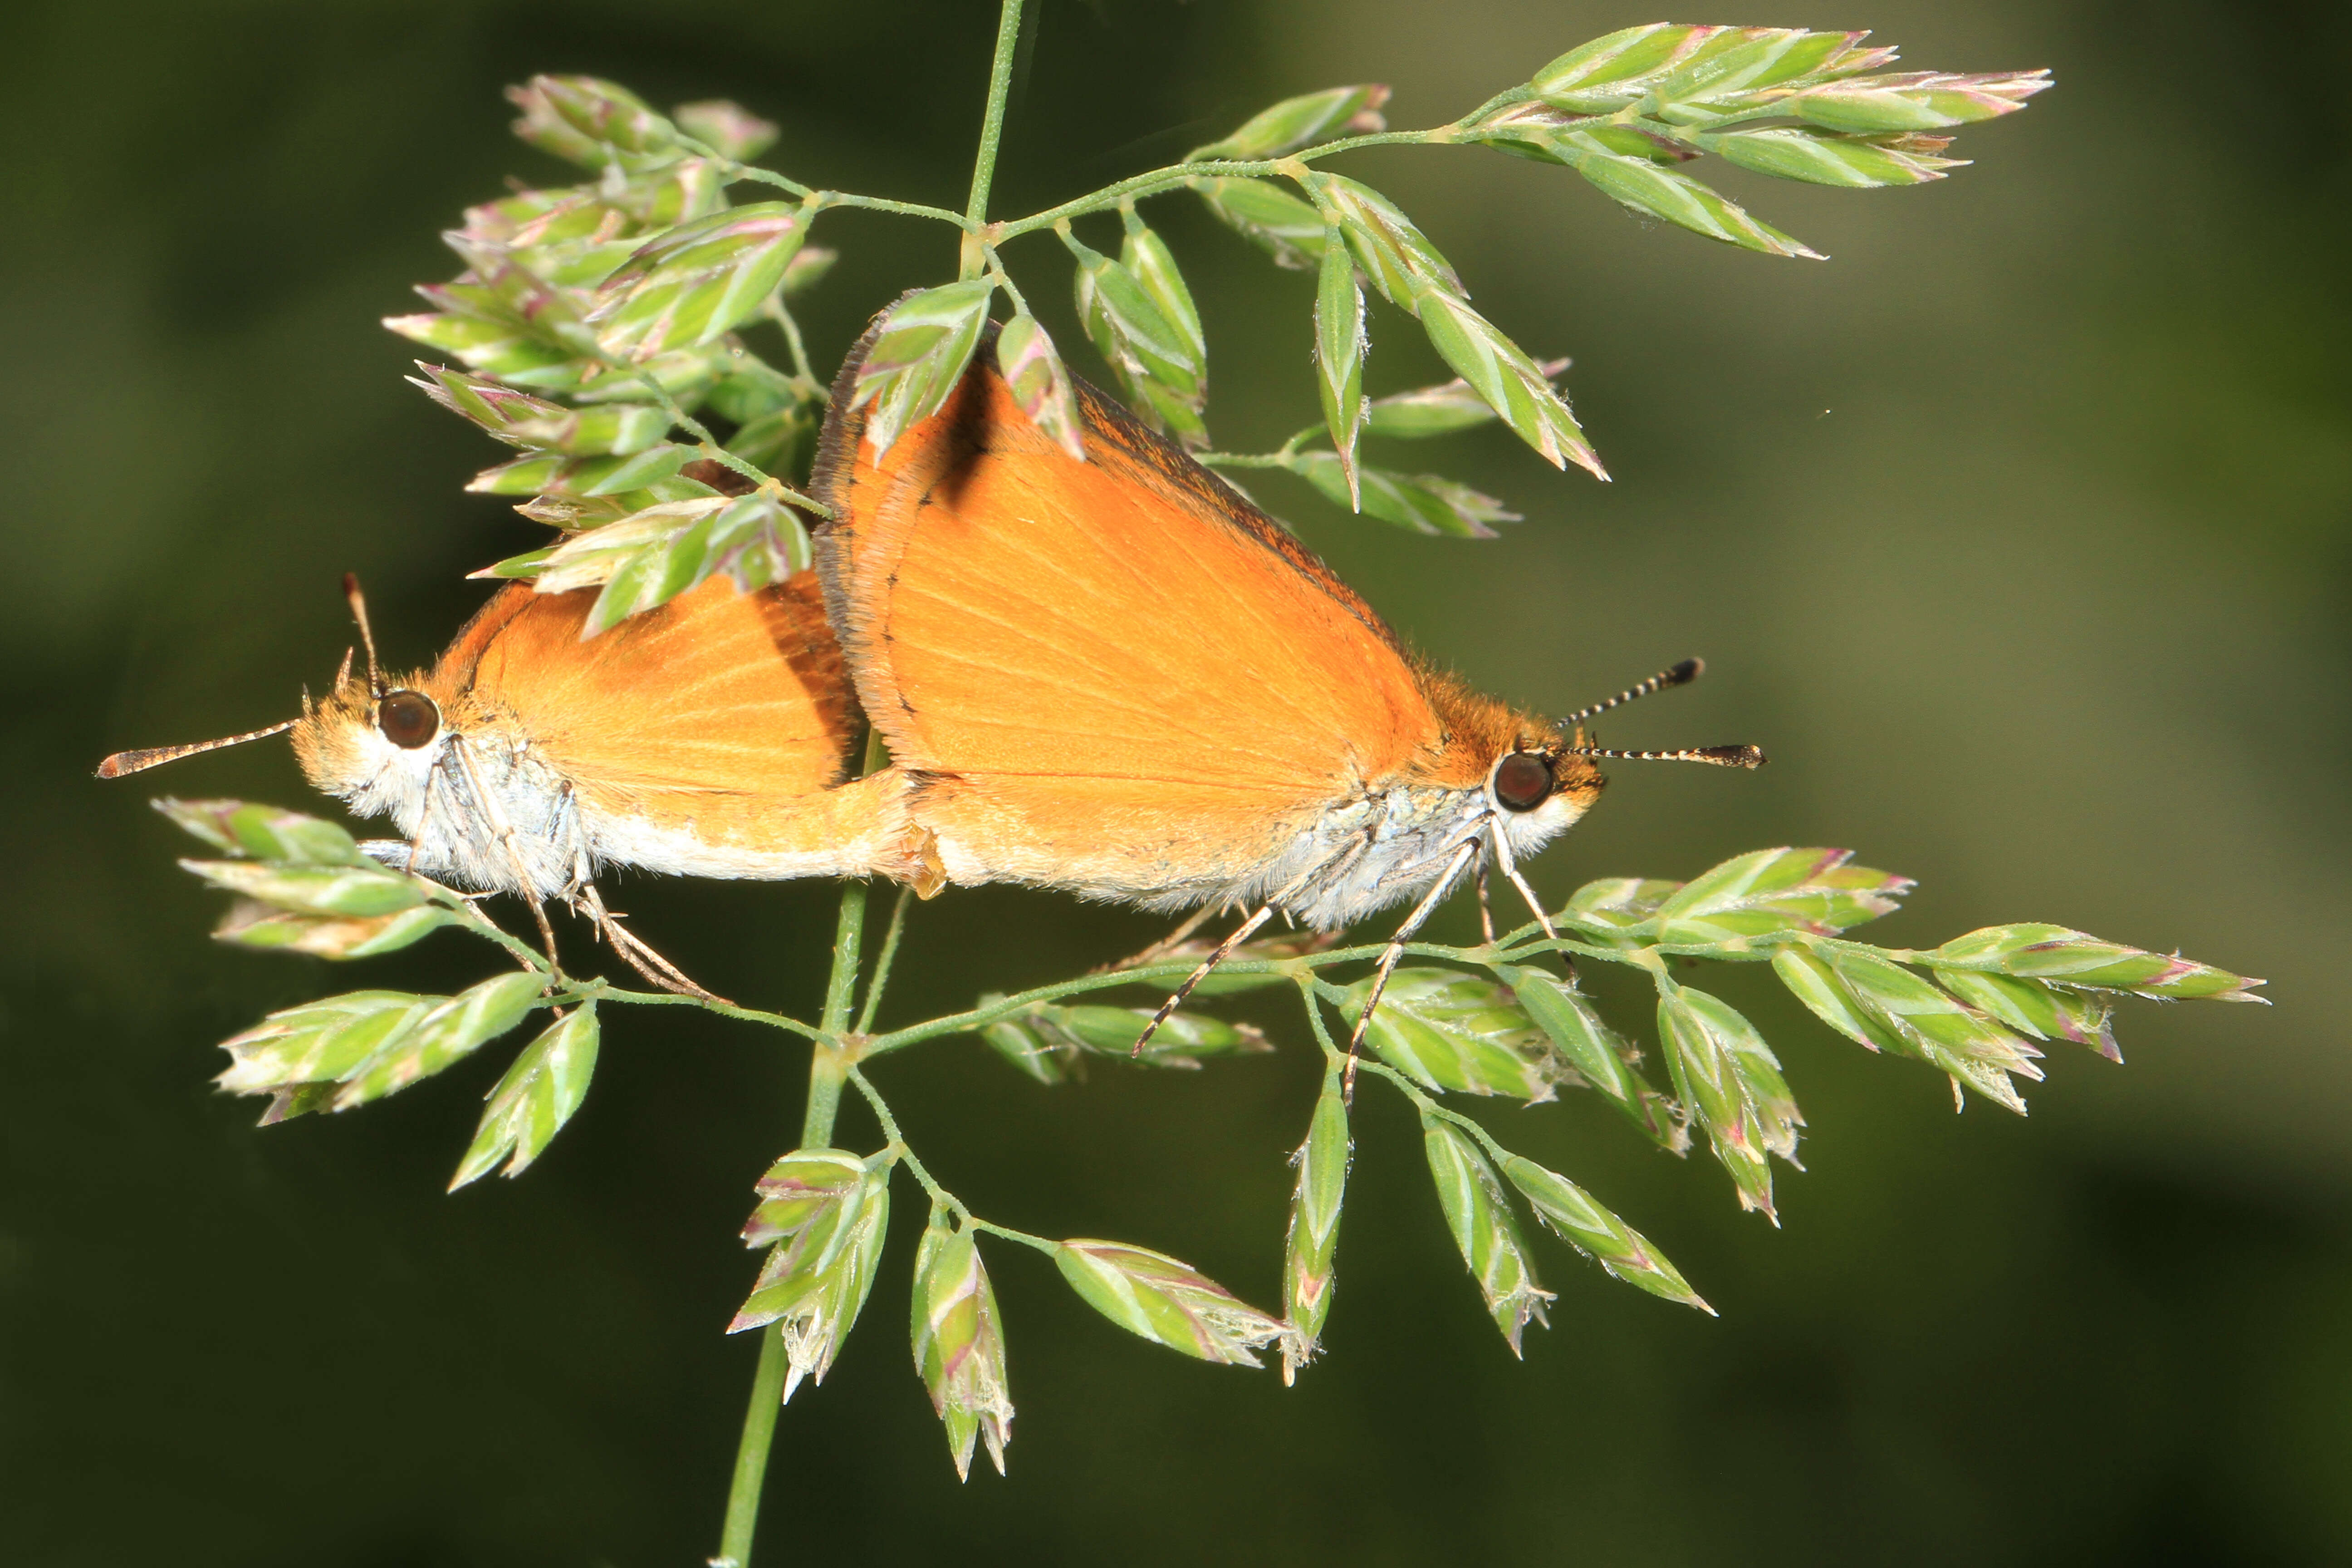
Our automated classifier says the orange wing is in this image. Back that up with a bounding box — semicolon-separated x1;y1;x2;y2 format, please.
429;575;915;877
811;326;1442;897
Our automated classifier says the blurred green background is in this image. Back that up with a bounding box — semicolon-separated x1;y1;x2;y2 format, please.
5;0;2345;1563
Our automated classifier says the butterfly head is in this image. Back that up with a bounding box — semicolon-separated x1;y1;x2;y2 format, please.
289;655;453;828
91;575;454;792
1485;738;1607;847
1425;656;1764;876
282;572;458;831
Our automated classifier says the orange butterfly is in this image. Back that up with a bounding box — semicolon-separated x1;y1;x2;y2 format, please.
812;321;1762;1068
98;573;932;993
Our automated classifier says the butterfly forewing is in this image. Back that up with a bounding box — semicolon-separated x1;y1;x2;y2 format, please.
814;338;1446;897
423;576;907;879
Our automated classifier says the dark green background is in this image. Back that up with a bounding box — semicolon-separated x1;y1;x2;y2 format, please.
6;1;2345;1563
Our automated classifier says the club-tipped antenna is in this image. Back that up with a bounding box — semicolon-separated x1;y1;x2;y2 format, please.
343;573;385;697
95;719;300;779
1561;657;1703;728
1565;742;1768;769
333;646;355;692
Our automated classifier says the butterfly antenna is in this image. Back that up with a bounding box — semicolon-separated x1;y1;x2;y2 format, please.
1564;743;1767;768
1561;657;1704;728
343;573;386;698
94;719;300;779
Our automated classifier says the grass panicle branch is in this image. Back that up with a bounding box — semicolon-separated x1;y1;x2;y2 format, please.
114;19;2244;1568
181;797;2259;1262
399;24;2049;603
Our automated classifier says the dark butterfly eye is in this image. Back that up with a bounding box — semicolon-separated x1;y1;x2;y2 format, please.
376;690;440;750
1493;752;1553;812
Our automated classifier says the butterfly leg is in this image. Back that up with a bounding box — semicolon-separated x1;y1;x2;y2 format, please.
1130;902;1279;1058
1486;813;1560;946
1489;814;1575;984
1343;838;1482;1101
400;758;449;887
546;793;727;1004
571;881;734;1004
1475;856;1496;946
446;733;563;976
1107;905;1219;973
1127;846;1364;1058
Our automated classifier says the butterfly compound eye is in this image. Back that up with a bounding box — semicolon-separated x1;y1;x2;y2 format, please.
1492;752;1553;812
376;690;440;750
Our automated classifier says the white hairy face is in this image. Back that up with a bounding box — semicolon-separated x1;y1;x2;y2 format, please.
292;688;440;834
290;681;578;897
